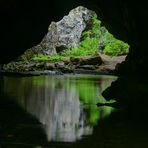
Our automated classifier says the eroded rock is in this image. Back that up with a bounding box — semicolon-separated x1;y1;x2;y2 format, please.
79;55;102;66
45;63;55;70
23;6;95;57
70;54;103;67
55;61;65;69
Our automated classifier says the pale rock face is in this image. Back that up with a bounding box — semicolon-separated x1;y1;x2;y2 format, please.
31;6;95;55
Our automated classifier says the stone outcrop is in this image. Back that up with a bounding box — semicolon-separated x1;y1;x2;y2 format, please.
23;6;95;57
1;53;127;75
0;6;127;74
2;54;102;72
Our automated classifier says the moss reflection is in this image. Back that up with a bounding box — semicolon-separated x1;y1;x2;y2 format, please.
32;75;117;126
2;75;117;142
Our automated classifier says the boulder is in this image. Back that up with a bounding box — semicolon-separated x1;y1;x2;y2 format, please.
79;55;102;66
23;6;95;57
45;63;55;70
70;54;103;67
70;57;82;65
55;61;65;69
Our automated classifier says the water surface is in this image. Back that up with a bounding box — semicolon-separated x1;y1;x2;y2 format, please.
3;75;148;148
0;75;116;143
2;74;148;148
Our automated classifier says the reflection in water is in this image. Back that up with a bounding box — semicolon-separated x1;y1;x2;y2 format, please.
2;75;117;142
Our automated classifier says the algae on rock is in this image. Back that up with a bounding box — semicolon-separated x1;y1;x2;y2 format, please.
2;6;129;72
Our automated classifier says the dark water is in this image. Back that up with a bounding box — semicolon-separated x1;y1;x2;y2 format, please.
0;74;148;148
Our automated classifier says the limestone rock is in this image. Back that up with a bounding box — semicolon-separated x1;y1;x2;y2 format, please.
25;6;95;57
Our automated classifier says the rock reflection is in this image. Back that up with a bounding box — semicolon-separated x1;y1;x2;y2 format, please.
2;75;117;142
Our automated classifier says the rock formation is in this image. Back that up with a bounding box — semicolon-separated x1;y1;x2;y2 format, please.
24;6;95;57
1;6;126;74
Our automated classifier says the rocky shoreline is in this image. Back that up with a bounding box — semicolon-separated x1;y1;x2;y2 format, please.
0;6;127;76
0;54;126;76
0;69;114;76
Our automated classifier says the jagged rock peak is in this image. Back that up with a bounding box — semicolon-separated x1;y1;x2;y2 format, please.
27;6;96;56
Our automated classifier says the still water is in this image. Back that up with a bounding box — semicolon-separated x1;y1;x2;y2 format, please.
0;75;116;142
1;74;148;148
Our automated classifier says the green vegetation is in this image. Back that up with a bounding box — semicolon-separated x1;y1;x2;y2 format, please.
49;54;62;62
103;39;129;56
32;54;62;62
63;13;129;57
32;13;129;62
61;13;129;58
33;54;49;61
63;38;98;57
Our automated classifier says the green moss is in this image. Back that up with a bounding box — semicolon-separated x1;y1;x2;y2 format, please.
49;54;62;61
32;53;63;62
30;12;129;63
63;13;129;58
63;38;98;57
103;39;129;56
31;12;129;63
82;13;101;39
32;54;50;61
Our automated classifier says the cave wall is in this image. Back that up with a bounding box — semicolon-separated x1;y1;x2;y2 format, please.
1;0;148;75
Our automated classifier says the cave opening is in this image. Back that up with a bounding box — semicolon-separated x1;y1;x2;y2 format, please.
0;5;129;74
2;1;148;147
